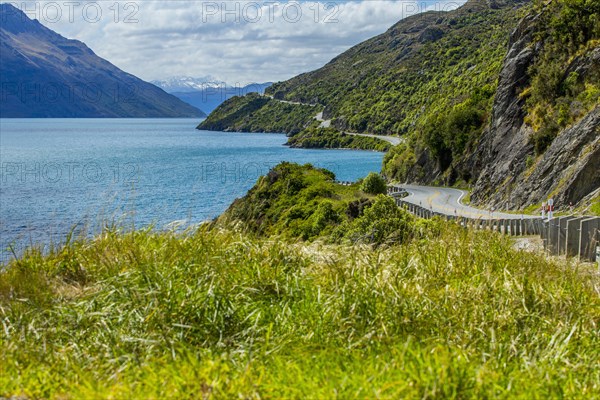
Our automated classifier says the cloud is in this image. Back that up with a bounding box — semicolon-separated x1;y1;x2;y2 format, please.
7;1;465;84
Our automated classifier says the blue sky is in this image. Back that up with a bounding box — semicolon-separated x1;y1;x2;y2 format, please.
6;1;466;84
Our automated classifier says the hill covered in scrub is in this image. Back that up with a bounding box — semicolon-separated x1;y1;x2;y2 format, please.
198;93;318;134
198;95;392;151
203;0;523;136
218;162;416;242
386;0;599;210
2;162;599;398
200;0;599;209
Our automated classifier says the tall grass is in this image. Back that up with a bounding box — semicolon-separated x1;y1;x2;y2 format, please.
1;223;599;398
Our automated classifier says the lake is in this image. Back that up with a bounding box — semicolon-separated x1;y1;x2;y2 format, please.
0;118;384;262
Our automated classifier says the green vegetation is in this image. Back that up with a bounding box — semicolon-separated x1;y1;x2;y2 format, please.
383;142;421;181
524;0;600;154
589;195;600;216
2;164;599;397
287;127;391;151
220;162;360;239
200;1;524;155
201;0;599;199
198;93;319;135
360;172;388;195
221;163;437;246
266;3;520;138
421;87;493;170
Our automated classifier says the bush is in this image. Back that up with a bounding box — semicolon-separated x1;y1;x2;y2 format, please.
346;194;414;245
286;127;391;151
383;143;418;182
360;172;387;195
222;163;365;238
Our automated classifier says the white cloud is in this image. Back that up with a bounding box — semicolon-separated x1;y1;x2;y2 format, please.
7;1;465;84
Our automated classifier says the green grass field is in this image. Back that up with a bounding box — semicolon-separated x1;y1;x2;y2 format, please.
2;221;599;398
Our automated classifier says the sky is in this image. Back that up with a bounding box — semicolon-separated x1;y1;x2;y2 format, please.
6;1;466;85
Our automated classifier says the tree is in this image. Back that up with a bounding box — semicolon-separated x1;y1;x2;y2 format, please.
348;195;414;244
361;172;387;195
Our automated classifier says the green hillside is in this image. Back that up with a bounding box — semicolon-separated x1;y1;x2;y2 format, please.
200;0;526;137
198;93;319;135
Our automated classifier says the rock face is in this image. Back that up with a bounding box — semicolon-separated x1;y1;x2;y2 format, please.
471;10;599;209
0;4;205;118
518;109;599;207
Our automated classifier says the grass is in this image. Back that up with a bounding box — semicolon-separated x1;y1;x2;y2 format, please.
523;203;542;215
2;221;599;398
590;196;600;216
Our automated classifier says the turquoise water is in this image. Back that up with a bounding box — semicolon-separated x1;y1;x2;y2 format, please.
0;118;383;262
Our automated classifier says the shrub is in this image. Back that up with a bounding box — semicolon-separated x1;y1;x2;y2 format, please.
360;172;387;195
346;195;414;245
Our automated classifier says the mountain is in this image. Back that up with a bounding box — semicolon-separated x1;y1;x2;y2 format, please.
385;0;599;209
0;4;205;118
151;76;228;93
153;79;272;114
200;0;599;209
201;0;524;134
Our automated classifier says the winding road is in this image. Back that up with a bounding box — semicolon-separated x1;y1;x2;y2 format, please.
267;95;404;146
396;184;537;220
345;132;403;146
265;95;539;219
266;95;533;219
264;95;540;220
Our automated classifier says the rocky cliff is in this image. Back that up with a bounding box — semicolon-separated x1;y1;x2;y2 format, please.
471;4;599;208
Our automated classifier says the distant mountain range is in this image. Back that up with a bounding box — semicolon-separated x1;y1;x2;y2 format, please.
0;4;205;118
153;77;272;114
151;76;229;93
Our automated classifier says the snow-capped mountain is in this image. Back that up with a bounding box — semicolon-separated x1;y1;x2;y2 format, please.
151;76;228;93
153;78;272;114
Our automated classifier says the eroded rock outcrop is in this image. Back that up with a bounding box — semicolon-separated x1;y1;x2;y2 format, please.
471;10;599;209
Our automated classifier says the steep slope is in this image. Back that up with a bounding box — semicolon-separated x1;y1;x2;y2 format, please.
469;0;600;208
0;4;205;118
392;0;599;209
201;0;527;136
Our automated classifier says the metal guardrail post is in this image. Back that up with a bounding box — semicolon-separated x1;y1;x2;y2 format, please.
565;217;585;258
579;218;600;261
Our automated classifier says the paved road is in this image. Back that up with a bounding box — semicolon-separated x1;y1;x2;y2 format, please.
314;111;402;145
396;184;537;220
315;111;332;128
268;95;403;146
265;95;317;107
345;132;403;146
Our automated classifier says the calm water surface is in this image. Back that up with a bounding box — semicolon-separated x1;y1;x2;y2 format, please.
0;119;383;261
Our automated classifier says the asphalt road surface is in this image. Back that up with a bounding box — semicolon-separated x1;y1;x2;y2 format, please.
396;184;538;220
270;96;403;146
345;132;403;146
